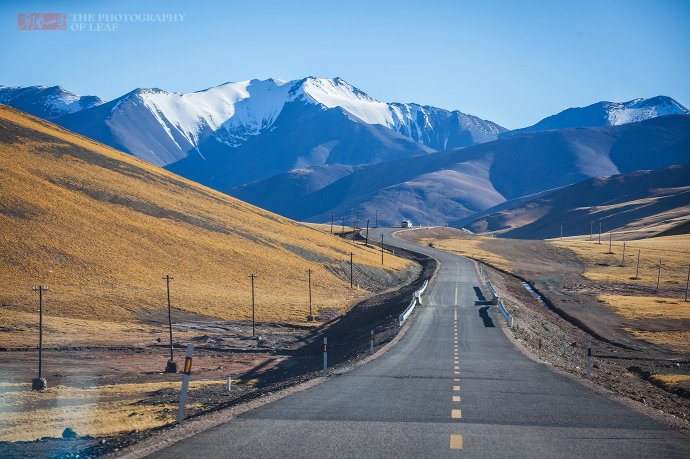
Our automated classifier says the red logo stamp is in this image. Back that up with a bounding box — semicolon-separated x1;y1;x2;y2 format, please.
17;13;66;30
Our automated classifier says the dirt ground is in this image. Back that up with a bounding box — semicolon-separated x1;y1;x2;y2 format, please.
0;237;436;458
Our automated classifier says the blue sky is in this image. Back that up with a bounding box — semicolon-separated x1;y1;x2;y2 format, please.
1;0;688;129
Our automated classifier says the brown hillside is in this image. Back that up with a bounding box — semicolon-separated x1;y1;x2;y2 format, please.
0;104;413;336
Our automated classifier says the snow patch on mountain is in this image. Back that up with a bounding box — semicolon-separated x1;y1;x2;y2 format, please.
607;97;690;125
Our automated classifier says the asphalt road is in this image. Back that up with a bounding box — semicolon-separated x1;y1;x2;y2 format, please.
150;228;690;458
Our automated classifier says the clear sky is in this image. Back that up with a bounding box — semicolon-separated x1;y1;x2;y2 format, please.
1;0;688;129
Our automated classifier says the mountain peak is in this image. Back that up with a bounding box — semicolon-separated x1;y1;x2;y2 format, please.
0;84;104;119
504;95;689;137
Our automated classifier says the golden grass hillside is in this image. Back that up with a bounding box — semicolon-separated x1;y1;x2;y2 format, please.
0;105;413;340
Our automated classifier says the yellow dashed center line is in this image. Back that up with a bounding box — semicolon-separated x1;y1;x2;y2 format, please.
450;434;463;450
452;409;462;418
452;395;460;402
453;385;460;391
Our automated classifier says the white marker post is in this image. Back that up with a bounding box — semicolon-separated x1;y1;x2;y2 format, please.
177;343;194;423
323;337;328;375
370;330;374;355
227;376;232;391
587;341;592;380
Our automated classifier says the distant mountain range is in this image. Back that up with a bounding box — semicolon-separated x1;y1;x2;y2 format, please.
1;79;688;229
503;96;689;137
461;162;690;239
0;85;104;120
3;79;687;190
4;78;504;189
231;115;690;226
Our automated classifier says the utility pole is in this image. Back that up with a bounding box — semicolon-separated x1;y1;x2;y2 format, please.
341;217;345;236
560;225;563;241
634;249;641;279
375;209;379;228
355;210;359;230
365;219;370;246
330;214;334;234
308;269;312;317
249;274;257;337
162;275;176;373
31;285;48;390
608;233;613;254
598;222;602;244
381;234;384;265
656;260;662;292
621;242;626;267
350;252;353;289
427;217;430;228
352;220;356;240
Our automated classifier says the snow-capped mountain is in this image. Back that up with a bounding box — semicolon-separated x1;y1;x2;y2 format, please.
0;85;104;120
295;78;506;149
53;77;505;188
504;96;689;137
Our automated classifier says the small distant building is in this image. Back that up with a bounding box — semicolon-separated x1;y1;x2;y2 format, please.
401;220;413;228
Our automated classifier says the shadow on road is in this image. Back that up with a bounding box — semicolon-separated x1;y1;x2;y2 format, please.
473;286;486;301
479;306;495;327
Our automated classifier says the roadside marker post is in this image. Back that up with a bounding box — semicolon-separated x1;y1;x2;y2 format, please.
177;343;194;423
587;341;592;380
370;329;374;355
227;377;232;391
323;337;328;375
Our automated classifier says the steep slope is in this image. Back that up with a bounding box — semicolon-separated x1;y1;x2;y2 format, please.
504;96;689;137
0;85;104;120
229;115;690;226
52;77;504;188
464;163;690;239
0;104;413;328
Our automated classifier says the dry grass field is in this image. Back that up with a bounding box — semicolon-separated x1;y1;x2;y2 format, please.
552;235;690;352
552;235;690;287
0;379;257;441
0;104;414;349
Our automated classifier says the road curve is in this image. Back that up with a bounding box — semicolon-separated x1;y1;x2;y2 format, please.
150;228;690;458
